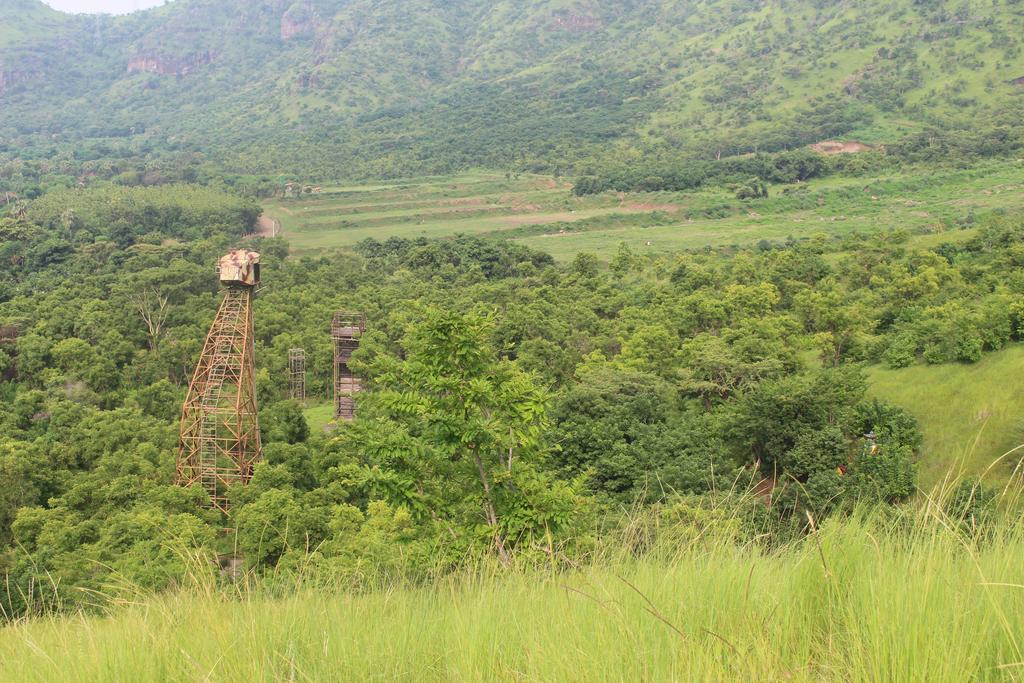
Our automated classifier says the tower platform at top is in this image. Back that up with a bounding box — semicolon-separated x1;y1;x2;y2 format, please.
218;250;261;287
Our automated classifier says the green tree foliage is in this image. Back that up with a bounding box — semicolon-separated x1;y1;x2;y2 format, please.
552;369;732;501
366;308;579;562
261;400;310;445
10;184;1024;621
27;185;259;246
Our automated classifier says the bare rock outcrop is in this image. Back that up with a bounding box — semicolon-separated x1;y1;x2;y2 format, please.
281;2;322;41
127;51;217;76
810;140;874;155
0;58;43;95
548;11;602;33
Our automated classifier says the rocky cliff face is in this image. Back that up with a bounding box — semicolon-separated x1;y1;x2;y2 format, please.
0;60;43;96
281;2;321;41
294;72;322;91
281;14;314;40
548;12;602;33
127;51;217;76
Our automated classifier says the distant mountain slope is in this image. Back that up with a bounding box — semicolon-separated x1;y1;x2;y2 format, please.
1;0;1022;178
0;0;64;47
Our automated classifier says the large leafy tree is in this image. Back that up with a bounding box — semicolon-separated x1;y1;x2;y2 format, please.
552;368;733;501
368;307;577;562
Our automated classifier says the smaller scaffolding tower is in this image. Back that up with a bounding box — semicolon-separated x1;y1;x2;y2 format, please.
288;348;306;402
332;312;365;421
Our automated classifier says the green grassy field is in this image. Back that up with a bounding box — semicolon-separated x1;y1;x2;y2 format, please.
1;511;1022;682
263;161;1024;260
303;403;337;434
869;345;1024;489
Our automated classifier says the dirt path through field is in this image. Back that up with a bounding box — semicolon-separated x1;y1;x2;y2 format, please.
255;214;279;237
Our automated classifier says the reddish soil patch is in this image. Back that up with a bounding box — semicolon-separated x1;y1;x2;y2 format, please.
439;197;488;207
500;205;671;228
625;202;680;213
549;12;602;32
811;140;874;155
501;212;583;227
753;477;777;502
255;214;279;237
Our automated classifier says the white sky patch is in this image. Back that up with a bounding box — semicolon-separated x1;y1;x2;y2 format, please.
43;0;168;15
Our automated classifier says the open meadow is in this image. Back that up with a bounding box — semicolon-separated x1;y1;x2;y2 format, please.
1;509;1022;682
869;346;1024;489
263;161;1024;260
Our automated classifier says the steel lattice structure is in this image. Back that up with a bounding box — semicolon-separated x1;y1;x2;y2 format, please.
332;312;365;421
176;252;262;513
288;348;306;402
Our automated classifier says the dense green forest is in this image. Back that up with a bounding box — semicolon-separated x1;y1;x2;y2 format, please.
2;0;1024;186
2;181;1020;620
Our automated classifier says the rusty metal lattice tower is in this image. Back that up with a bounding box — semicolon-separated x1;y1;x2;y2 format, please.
177;251;262;513
288;348;306;402
332;312;365;421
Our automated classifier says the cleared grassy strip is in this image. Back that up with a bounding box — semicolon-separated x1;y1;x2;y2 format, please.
292;196;587;226
868;345;1024;488
272;180;534;212
312;177;562;204
264;161;1024;260
294;197;606;231
294;203;521;228
286;207;661;253
314;171;519;195
513;211;885;260
281;185;574;219
515;166;1024;259
264;178;575;236
1;513;1022;681
288;197;494;219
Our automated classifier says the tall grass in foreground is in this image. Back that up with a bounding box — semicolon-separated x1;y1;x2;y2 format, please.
1;501;1023;681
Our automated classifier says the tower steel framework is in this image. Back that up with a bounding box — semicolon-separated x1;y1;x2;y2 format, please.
288;348;306;402
332;312;365;421
176;251;262;513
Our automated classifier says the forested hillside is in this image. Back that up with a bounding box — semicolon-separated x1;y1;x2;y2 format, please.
2;0;1023;180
